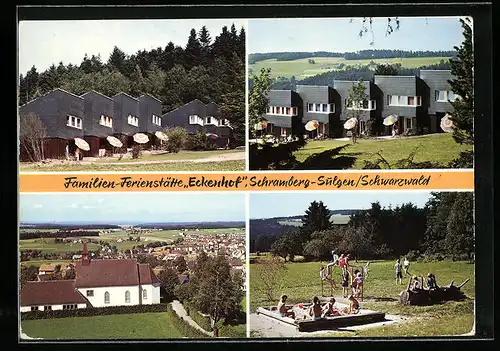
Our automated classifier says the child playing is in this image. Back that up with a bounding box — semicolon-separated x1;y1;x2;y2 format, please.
277;295;295;319
395;259;403;285
403;257;410;275
320;266;337;290
354;271;363;298
322;297;341;317
341;269;350;297
308;296;323;321
347;295;360;314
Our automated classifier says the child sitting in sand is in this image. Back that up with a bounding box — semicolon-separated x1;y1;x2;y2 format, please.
347;295;360;314
308;296;323;321
322;297;341;317
277;295;295;319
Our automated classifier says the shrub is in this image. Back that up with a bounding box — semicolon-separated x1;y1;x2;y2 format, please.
182;300;212;331
21;303;168;320
449;150;474;168
165;127;190;153
405;250;420;261
185;131;210;151
166;304;209;338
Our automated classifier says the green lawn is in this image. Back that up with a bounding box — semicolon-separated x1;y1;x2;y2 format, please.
21;312;184;339
19;238;101;253
293;134;473;169
250;57;450;80
250;258;475;336
20;259;73;268
94;149;242;163
19;159;245;172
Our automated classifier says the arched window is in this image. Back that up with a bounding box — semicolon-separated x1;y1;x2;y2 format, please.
125;290;130;303
104;291;110;304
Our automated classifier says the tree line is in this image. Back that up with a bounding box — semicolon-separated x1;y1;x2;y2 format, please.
20;230;100;240
138;222;246;230
19;24;246;145
249;49;456;64
251;192;474;262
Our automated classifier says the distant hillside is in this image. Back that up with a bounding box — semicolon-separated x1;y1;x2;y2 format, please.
250;209;361;240
249;50;456;64
138;221;246;230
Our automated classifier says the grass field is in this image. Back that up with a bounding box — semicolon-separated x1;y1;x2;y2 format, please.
249;57;451;80
19;159;245;172
19;228;245;254
250;256;475;337
293;134;473;169
21;312;184;339
20;259;73;268
92;149;242;163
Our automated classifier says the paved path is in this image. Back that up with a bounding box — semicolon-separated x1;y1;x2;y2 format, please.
170;300;213;337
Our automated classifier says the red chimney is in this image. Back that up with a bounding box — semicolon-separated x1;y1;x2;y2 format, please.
82;241;90;266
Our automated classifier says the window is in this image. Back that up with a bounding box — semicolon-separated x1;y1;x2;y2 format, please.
315;104;321;112
329;103;335;113
322;104;328;112
44;306;52;311
388;95;420;106
104;291;110;304
127;115;139;127
276;107;281;114
405;117;413;130
292;107;298;116
30;306;39;311
267;106;271;113
86;290;94;297
286;107;291;115
143;289;148;300
99;115;113;128
280;128;287;137
63;304;77;310
268;123;274;133
152;115;161;126
436;90;458;102
66;115;82;129
307;103;314;112
125;291;130;303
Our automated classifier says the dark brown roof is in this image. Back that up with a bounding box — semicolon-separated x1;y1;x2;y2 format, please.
138;264;160;285
20;280;87;306
75;259;140;288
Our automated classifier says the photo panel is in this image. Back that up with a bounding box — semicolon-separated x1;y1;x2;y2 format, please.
248;17;474;171
248;191;475;338
18;192;247;340
18;19;246;172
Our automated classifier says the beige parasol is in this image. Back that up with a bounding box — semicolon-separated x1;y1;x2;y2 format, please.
74;138;90;151
133;133;150;144
106;136;123;148
343;117;358;130
155;131;169;141
440;114;454;133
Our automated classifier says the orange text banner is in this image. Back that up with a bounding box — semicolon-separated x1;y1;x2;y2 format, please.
19;171;474;192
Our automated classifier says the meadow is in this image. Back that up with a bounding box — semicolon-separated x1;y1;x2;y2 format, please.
249;57;450;80
19;159;245;172
293;133;473;169
21;312;184;339
19;228;245;255
250;256;475;337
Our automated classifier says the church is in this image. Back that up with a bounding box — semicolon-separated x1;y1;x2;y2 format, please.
20;242;161;312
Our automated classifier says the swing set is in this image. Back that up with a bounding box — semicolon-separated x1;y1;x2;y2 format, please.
321;260;365;301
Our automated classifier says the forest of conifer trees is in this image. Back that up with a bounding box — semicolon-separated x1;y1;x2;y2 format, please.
19;24;246;144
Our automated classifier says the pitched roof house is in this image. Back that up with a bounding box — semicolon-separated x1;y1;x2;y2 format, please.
20;280;88;312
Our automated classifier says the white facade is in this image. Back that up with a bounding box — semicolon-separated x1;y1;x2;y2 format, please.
140;284;161;305
77;285;140;308
20;303;86;313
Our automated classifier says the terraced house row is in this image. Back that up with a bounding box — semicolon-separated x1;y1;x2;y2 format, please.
19;89;234;160
262;70;458;139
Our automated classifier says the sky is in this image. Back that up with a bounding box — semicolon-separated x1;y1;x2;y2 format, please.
249;191;437;219
248;17;465;54
18;19;246;76
19;193;245;224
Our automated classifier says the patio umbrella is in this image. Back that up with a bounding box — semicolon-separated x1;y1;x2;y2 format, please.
305;120;320;131
383;114;399;126
106;136;123;148
343;117;357;130
155;131;169;141
261;121;268;129
133;133;149;144
206;133;218;141
74;137;90;151
440;114;454;133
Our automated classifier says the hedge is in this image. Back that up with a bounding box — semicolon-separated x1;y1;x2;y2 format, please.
166;304;209;338
183;301;212;331
21;303;168;320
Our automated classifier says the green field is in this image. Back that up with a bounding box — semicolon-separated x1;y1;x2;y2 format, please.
21;312;184;339
19;159;245;172
92;149;242;163
19;228;245;254
250;257;475;337
249;57;451;80
293;133;473;169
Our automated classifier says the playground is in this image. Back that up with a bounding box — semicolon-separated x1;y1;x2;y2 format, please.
249;254;474;337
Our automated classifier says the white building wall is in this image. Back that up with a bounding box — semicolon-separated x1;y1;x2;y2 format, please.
77;285;140;307
140;284;161;304
20;303;86;313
